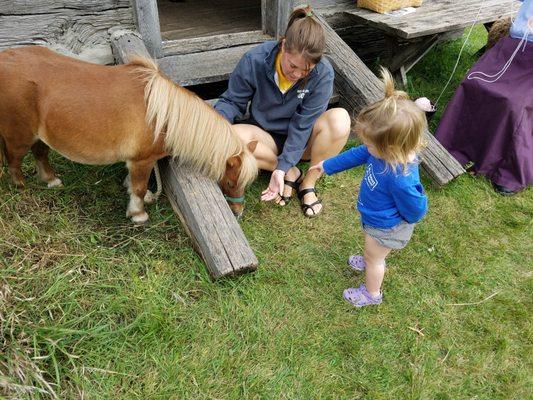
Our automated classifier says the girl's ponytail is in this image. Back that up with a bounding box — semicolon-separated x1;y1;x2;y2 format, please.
380;67;409;100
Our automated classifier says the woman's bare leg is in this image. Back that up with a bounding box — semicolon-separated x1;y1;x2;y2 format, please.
299;108;351;215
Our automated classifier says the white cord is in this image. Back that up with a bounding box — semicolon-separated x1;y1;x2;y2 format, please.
467;26;530;83
435;2;485;106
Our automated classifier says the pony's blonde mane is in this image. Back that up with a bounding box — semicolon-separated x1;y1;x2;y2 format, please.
129;57;257;189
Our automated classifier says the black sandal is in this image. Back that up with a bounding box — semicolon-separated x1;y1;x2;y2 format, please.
279;167;303;205
297;187;323;218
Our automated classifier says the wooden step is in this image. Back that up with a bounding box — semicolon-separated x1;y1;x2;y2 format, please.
158;43;258;87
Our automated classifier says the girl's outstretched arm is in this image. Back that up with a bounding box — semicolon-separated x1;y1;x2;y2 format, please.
321;145;371;175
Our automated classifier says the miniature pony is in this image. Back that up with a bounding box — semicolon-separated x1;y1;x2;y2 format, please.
0;46;257;223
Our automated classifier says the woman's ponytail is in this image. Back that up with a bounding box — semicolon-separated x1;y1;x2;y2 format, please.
283;5;325;67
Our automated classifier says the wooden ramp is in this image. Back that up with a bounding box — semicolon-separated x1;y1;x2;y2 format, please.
111;30;258;279
315;12;465;186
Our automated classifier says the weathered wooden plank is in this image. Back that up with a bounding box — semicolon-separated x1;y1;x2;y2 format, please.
158;43;258;87
0;7;134;64
0;0;131;14
162;30;272;57
315;11;464;185
131;0;162;58
335;0;521;39
161;161;258;279
316;13;383;113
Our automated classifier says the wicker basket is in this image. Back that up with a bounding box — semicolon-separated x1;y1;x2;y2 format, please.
357;0;423;14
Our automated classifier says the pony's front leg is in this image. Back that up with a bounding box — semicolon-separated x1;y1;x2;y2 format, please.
123;173;156;204
125;159;156;224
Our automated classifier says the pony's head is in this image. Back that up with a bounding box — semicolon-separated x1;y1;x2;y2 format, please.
132;56;259;217
220;141;258;218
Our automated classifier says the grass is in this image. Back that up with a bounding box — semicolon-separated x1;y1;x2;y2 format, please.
1;26;532;399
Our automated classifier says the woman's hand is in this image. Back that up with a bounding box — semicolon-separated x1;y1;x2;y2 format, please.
308;161;325;174
261;169;285;201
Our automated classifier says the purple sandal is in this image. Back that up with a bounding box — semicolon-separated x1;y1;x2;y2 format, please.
343;284;382;308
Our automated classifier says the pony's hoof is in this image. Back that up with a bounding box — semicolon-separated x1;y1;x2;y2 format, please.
144;190;156;204
47;178;63;188
131;212;149;225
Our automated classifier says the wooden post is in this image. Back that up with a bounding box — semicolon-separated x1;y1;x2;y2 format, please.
262;0;296;38
111;29;258;279
314;12;464;186
110;29;150;62
131;0;162;58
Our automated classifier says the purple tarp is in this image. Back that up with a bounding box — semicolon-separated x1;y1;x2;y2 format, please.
435;36;533;192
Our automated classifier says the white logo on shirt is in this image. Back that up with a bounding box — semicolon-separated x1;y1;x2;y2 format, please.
364;164;378;190
297;89;309;99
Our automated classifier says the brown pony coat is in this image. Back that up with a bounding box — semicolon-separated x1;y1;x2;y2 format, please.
0;46;257;222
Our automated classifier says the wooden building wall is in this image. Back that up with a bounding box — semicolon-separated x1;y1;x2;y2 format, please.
0;0;135;64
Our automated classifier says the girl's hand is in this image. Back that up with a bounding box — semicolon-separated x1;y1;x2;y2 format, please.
308;161;325;174
261;170;285;201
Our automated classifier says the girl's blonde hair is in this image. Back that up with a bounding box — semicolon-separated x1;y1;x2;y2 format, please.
356;67;427;173
283;5;325;69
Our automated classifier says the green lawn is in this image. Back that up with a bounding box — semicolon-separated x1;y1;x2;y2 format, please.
1;26;532;399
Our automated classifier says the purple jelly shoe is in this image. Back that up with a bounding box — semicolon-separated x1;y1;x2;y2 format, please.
347;255;366;271
343;284;382;308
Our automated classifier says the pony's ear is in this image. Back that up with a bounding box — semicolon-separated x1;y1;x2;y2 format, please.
226;155;242;169
247;140;258;154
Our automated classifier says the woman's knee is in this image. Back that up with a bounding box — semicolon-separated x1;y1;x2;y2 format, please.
318;108;351;141
233;124;256;142
329;108;352;139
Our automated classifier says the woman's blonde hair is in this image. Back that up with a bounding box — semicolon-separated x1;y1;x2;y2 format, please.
355;67;427;173
283;5;325;68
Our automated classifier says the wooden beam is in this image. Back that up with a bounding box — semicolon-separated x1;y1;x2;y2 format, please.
314;12;464;185
110;29;150;63
161;161;258;279
315;12;383;113
162;30;272;57
111;29;258;279
158;43;257;87
131;0;162;58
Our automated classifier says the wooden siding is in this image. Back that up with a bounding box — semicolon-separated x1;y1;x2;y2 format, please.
0;0;135;64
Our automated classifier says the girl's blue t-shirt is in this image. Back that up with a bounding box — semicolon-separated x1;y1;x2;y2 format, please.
323;145;428;229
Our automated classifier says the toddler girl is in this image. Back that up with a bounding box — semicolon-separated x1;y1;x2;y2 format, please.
309;68;428;308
